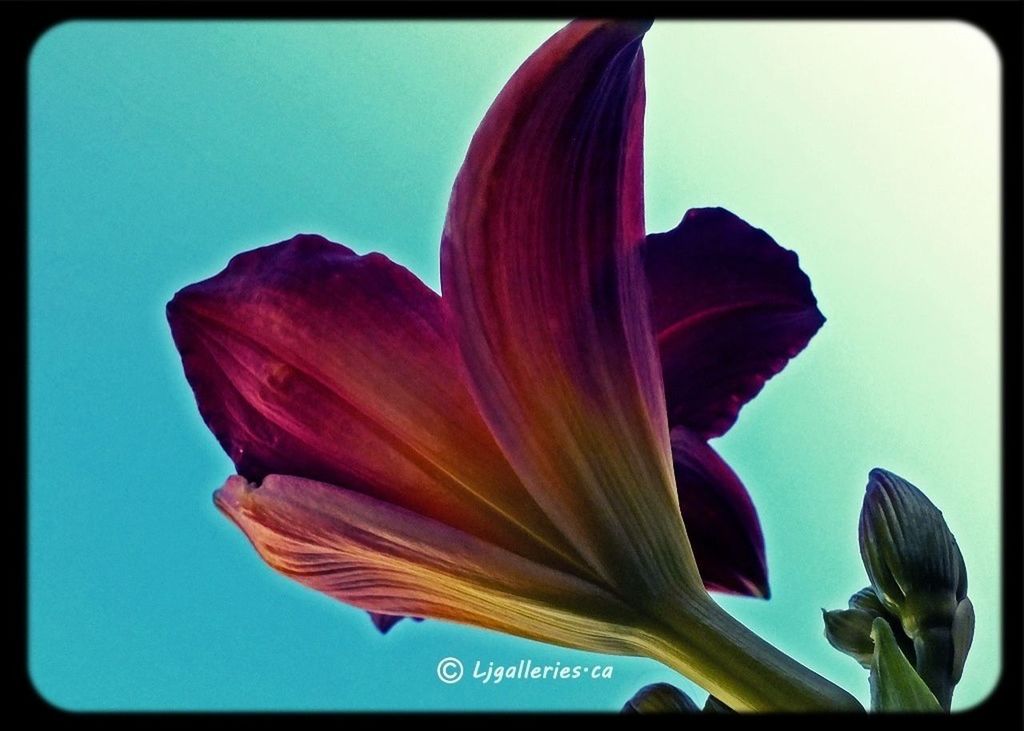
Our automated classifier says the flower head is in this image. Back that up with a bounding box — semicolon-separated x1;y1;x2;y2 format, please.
168;19;849;711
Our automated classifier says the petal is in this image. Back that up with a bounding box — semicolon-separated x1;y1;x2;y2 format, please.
368;613;404;634
441;20;698;592
368;613;402;634
214;474;639;655
670;428;768;598
644;208;826;439
367;613;424;634
167;235;588;574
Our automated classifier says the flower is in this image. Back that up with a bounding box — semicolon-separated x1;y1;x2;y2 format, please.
168;19;850;711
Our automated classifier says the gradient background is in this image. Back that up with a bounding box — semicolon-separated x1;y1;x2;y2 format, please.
28;21;1001;711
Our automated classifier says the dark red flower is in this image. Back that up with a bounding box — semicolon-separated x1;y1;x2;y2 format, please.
169;18;822;674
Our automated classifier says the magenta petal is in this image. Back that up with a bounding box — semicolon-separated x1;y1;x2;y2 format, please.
166;234;581;570
671;428;768;598
645;208;826;439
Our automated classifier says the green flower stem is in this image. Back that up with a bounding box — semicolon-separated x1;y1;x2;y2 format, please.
638;592;864;712
913;627;955;711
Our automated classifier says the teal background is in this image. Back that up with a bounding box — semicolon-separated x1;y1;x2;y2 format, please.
28;21;1001;711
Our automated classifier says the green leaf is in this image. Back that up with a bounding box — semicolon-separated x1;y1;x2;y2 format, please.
869;618;942;712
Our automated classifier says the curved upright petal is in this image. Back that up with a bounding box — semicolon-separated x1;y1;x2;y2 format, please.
167;234;589;575
644;208;825;438
441;20;698;593
670;428;768;598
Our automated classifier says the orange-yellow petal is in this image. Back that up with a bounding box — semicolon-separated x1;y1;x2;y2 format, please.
215;474;641;654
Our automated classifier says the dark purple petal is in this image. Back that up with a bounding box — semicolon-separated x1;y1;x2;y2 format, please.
671;428;768;598
645;208;826;439
367;613;424;634
368;613;404;634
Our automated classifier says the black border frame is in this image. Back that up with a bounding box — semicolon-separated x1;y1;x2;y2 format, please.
11;1;1022;721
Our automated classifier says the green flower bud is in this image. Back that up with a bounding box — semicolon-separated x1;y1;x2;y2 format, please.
823;607;876;667
621;683;699;713
859;468;967;633
858;468;971;710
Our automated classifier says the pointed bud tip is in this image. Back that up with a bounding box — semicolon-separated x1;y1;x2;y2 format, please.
867;466;895;485
866;467;927;499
